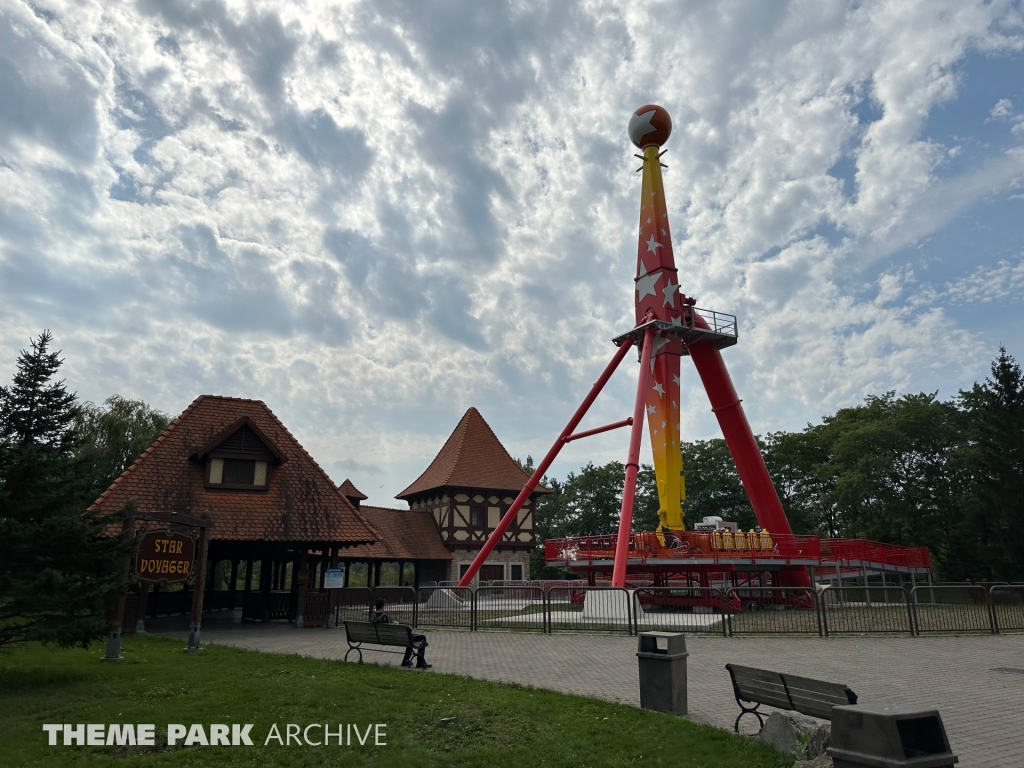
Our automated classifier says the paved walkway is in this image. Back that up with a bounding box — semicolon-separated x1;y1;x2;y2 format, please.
149;614;1024;767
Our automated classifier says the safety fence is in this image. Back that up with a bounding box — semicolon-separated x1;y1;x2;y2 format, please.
315;583;1023;636
632;587;732;636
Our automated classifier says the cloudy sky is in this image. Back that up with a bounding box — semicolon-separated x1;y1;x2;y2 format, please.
2;0;1023;506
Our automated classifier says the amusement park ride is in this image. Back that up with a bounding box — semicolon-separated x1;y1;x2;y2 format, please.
457;106;930;597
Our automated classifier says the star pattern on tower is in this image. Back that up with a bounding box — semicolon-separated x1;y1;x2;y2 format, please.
662;281;679;307
646;235;663;254
635;271;659;299
652;381;665;397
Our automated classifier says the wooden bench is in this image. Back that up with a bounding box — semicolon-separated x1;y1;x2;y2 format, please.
725;663;857;733
343;620;415;663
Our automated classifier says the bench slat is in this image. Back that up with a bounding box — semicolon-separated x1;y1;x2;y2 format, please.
728;665;786;685
374;624;414;646
728;665;793;709
344;621;413;648
345;623;380;643
735;686;792;710
727;664;857;723
782;674;852;699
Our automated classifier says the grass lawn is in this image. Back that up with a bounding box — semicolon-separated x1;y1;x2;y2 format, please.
0;634;791;767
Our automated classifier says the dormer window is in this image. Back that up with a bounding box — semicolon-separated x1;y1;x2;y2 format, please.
193;417;285;492
208;458;268;488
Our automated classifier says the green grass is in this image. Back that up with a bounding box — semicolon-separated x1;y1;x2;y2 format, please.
0;634;791;767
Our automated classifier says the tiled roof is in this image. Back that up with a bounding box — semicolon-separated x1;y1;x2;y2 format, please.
396;407;548;499
337;479;368;501
340;505;452;561
90;396;379;544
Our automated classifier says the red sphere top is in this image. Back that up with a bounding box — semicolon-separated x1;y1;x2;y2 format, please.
628;104;672;149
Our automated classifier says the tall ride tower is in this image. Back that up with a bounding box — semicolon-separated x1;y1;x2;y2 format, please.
459;105;809;590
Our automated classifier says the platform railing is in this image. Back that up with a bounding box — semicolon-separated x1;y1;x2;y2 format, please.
547;533;931;570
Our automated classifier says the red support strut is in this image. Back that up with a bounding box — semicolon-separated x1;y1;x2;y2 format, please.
456;338;636;588
687;338;810;588
611;327;656;588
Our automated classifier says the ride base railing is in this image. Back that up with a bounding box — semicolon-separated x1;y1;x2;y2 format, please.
545;533;931;570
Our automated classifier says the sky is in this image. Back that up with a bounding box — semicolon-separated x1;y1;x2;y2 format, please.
1;0;1023;507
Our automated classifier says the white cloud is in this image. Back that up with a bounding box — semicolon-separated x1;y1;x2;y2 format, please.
1;0;1023;503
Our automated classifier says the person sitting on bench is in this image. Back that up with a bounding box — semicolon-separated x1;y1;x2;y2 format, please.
371;598;431;669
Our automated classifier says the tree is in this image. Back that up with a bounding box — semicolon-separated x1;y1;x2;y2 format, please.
955;347;1024;581
76;395;170;495
679;438;755;529
0;332;130;649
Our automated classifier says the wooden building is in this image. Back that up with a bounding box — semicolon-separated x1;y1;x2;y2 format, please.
397;407;548;583
91;398;541;629
90;395;450;627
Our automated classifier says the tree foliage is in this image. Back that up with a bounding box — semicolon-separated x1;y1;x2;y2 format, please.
76;395;170;496
0;332;132;649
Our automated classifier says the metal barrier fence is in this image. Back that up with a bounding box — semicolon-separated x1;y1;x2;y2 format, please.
725;588;821;636
911;585;993;634
321;583;1024;637
334;587;373;624
474;586;546;632
415;586;473;630
819;586;913;635
546;587;632;634
990;586;1024;633
632;587;731;636
372;586;418;627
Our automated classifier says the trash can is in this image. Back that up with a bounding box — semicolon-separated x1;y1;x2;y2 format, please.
828;704;958;767
636;632;688;715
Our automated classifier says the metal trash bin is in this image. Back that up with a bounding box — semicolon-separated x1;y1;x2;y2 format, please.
829;704;958;767
636;632;688;715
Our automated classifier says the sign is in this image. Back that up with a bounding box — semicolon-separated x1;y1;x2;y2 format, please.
323;568;345;589
296;570;311;586
135;530;196;584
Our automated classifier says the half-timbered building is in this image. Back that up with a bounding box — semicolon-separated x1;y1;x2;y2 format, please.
396;407;548;583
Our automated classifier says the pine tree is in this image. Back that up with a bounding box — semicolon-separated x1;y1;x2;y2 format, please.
0;331;130;648
956;347;1024;581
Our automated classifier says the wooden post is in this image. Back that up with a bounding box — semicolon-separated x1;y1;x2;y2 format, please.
295;549;308;628
186;525;210;653
136;583;151;633
260;554;271;622
102;516;132;662
229;559;239;598
343;560;350;587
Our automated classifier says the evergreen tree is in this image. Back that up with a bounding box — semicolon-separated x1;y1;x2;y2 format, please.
956;347;1024;581
0;332;130;649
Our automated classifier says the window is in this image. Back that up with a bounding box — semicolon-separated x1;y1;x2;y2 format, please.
470;506;486;527
208;458;269;489
223;459;255;484
459;564;471;578
510;564;523;581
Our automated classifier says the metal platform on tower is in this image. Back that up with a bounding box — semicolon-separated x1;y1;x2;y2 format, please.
612;307;738;352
